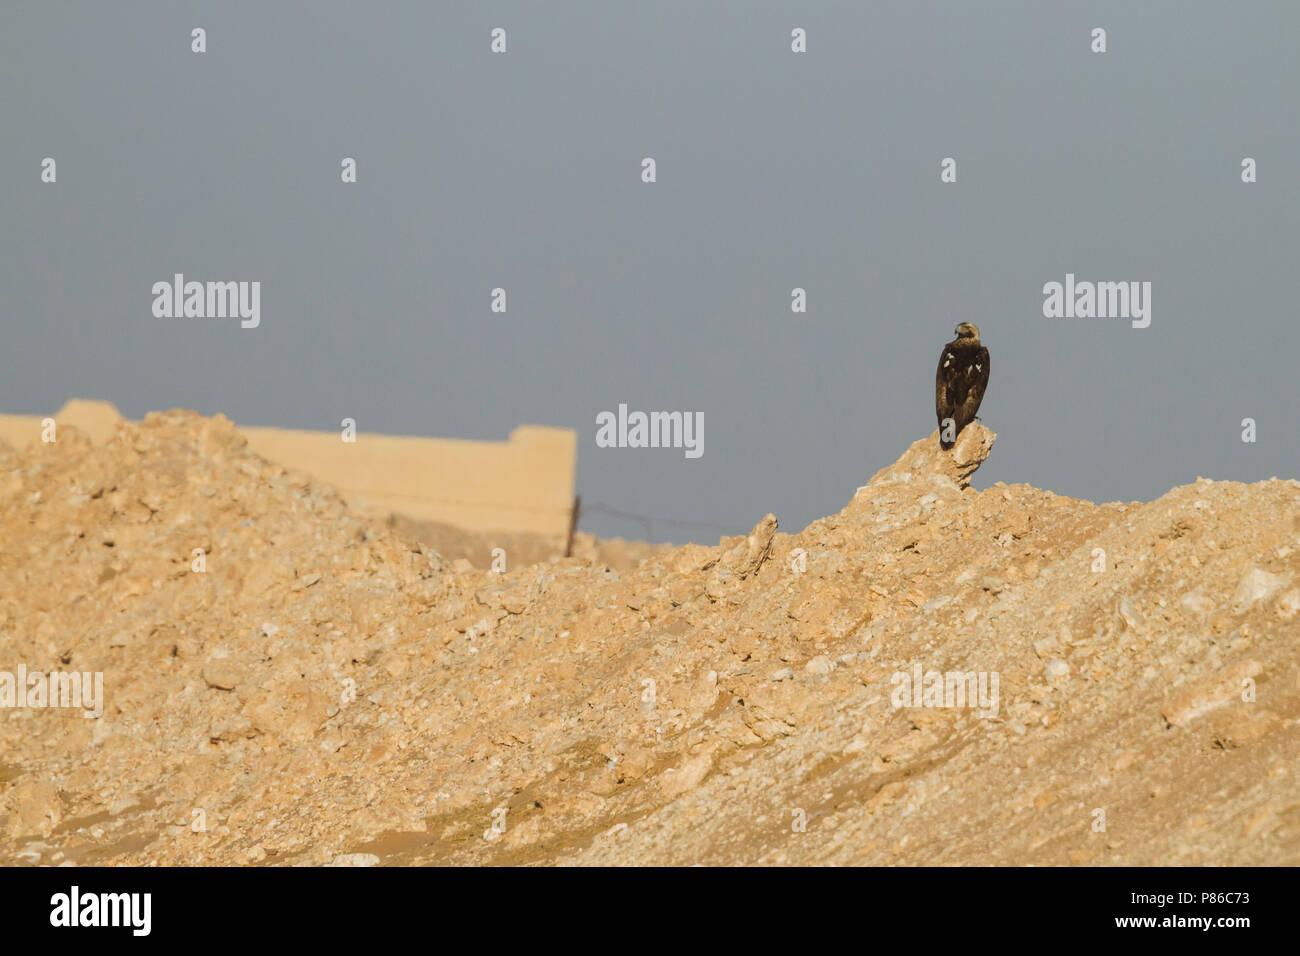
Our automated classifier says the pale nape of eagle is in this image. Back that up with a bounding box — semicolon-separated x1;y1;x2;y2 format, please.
935;322;990;448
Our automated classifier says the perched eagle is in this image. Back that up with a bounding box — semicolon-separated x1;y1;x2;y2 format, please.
935;322;990;448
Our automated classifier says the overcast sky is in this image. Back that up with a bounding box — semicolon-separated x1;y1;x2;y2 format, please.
3;1;1297;542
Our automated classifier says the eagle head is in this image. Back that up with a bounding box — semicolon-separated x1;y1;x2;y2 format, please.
954;322;980;342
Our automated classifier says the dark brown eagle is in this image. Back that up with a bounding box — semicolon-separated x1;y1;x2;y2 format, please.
935;322;990;448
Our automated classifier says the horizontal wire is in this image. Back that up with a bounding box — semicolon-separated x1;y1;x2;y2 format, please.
582;500;738;535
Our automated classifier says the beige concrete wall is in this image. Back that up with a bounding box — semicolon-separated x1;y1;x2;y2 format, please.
0;399;124;446
0;400;577;537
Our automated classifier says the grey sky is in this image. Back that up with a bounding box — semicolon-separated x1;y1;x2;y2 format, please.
3;1;1297;542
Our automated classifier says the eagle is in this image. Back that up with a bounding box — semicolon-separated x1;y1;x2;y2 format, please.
935;322;990;448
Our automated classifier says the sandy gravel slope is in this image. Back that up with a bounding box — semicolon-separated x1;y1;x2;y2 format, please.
1;411;1296;865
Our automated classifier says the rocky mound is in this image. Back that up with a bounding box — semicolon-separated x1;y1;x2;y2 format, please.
1;411;1297;866
379;510;671;572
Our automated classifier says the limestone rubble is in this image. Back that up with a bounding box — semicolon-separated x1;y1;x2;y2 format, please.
0;411;1297;866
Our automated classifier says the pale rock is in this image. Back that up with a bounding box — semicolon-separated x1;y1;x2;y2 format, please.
1161;660;1262;727
1180;590;1214;616
659;750;714;798
1235;567;1289;608
865;425;996;491
7;781;62;838
1275;589;1300;620
804;655;834;677
202;658;245;691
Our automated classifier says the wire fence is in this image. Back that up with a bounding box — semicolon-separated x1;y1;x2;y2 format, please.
580;500;739;542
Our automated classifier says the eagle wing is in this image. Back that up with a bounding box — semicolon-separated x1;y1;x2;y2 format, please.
936;344;990;441
935;346;965;427
961;345;990;426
